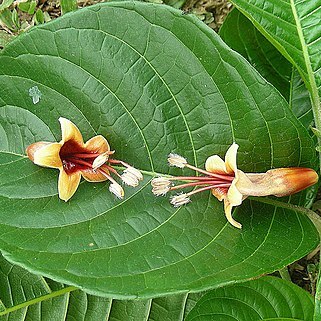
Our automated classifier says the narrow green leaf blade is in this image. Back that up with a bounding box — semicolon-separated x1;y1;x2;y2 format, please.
0;0;13;11
230;0;321;136
219;8;313;129
60;0;78;14
0;2;318;299
185;276;314;321
219;8;292;99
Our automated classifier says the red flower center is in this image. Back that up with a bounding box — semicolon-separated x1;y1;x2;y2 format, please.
59;140;100;174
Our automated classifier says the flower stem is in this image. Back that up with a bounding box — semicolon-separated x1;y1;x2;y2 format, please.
250;197;321;237
278;266;292;282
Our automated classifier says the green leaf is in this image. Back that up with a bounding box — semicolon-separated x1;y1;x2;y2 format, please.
0;252;75;319
0;30;14;48
290;67;313;129
60;0;78;15
0;0;13;11
0;1;318;298
219;8;313;129
18;0;37;14
0;251;198;320
0;8;19;32
230;0;321;148
34;8;44;24
185;276;314;321
219;8;292;100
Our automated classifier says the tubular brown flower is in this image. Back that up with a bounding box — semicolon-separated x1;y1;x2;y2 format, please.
152;143;318;229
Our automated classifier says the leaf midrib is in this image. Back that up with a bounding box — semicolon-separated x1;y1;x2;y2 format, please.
0;285;77;316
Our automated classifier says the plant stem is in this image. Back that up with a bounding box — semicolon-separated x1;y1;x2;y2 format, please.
0;286;78;316
278;266;292;282
251;197;321;238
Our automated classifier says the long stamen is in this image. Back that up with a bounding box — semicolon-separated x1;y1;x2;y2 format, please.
99;165;120;178
168;176;230;181
169;181;231;191
184;163;234;181
71;153;101;158
68;157;93;167
108;159;129;167
187;184;222;196
98;168;118;184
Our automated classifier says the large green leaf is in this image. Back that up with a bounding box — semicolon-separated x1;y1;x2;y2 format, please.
230;0;321;140
219;8;313;129
185;276;314;321
0;251;199;320
219;8;292;100
0;2;318;298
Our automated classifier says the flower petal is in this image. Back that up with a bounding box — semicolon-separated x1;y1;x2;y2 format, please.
81;168;109;182
227;174;243;207
224;200;242;229
32;142;62;169
205;155;227;174
211;187;228;201
59;117;84;145
225;142;238;174
84;135;110;153
58;169;81;201
26;141;51;162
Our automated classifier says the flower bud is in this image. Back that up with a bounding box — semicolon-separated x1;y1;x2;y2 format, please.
238;167;318;198
266;167;318;197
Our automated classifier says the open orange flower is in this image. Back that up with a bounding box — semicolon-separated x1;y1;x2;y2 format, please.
151;143;318;229
27;117;143;201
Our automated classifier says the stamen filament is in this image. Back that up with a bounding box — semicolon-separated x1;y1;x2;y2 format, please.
185;163;234;181
108;159;130;168
187;184;226;196
68;157;93;167
71;153;101;158
98;168;119;185
101;164;121;178
168;176;230;182
169;181;231;191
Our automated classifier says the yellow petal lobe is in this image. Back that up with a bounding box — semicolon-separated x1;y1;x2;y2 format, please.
85;135;110;153
58;169;81;201
224;142;238;174
224;200;242;229
205;155;227;174
59;117;84;145
32;142;62;169
81;169;109;182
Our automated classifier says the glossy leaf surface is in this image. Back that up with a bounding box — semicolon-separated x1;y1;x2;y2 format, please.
230;0;321;131
185;276;314;321
0;252;195;320
0;1;318;298
219;8;313;129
